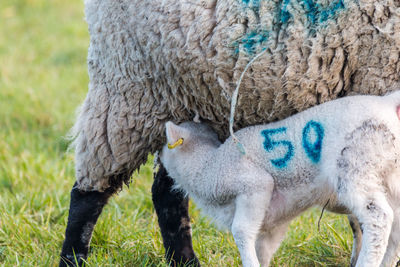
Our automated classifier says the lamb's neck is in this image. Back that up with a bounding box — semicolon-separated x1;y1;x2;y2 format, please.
177;144;218;192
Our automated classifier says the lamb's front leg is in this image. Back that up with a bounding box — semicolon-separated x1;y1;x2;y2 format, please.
231;169;273;267
232;192;271;267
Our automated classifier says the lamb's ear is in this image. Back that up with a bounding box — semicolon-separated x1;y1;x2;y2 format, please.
165;122;187;145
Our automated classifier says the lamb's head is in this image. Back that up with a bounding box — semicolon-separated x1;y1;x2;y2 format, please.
160;121;221;179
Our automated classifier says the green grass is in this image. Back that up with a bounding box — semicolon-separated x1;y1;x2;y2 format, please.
0;0;353;266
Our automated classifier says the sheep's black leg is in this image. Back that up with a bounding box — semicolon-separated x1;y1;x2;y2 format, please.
59;182;116;267
152;164;200;267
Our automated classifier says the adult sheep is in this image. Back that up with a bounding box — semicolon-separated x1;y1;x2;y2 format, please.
59;0;400;266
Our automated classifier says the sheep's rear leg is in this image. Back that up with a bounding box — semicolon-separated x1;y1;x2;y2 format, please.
152;164;200;267
59;182;117;267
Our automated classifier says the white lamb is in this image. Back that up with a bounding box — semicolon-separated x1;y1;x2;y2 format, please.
160;91;400;267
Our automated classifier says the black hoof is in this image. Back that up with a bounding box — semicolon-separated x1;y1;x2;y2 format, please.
59;254;86;267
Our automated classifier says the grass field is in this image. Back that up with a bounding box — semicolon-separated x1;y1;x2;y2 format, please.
0;0;353;266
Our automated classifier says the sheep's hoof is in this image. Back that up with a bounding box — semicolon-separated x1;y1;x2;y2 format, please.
168;255;200;267
59;254;86;267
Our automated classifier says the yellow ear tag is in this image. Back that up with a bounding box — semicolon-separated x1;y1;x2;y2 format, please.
168;138;184;149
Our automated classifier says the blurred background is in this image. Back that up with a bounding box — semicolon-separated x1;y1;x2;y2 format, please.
0;0;353;266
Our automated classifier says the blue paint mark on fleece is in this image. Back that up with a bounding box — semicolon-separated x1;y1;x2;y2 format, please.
237;0;346;54
280;0;292;24
237;0;266;53
281;0;345;25
242;0;260;5
302;120;324;163
241;31;269;54
318;0;345;23
242;0;261;8
261;127;294;168
242;0;261;13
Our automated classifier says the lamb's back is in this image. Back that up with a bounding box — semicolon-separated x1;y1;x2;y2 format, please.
227;94;400;184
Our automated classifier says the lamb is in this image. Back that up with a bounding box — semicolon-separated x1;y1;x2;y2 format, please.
161;92;400;267
60;0;400;266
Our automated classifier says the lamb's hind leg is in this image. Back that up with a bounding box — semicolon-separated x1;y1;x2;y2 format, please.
380;209;400;267
341;188;393;267
256;223;289;267
59;182;117;267
152;164;199;267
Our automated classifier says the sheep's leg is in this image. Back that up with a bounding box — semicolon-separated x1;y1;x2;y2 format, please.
348;214;363;267
342;189;393;267
232;191;272;267
255;223;289;267
152;164;200;267
59;182;117;267
380;209;400;267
